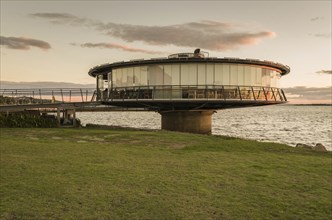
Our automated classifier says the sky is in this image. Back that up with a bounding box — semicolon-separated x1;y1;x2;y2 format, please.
0;0;331;103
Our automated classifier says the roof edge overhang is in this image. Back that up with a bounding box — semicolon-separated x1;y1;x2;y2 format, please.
88;57;290;78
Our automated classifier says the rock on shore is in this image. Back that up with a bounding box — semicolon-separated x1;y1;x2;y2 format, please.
313;143;328;152
296;143;327;152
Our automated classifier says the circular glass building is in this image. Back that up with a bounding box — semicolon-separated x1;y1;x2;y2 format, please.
89;49;290;134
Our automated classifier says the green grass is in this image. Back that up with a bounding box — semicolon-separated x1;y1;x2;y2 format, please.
0;128;331;219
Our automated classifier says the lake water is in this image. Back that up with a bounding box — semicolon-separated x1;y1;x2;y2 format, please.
76;105;332;150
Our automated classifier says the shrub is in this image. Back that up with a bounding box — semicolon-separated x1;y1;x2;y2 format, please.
0;112;58;128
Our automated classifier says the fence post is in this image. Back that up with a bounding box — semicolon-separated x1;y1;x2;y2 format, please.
73;109;76;127
39;89;42;104
262;87;268;101
238;86;242;101
61;89;64;103
69;90;71;102
277;89;282;101
251;87;256;101
80;89;84;102
271;88;277;101
281;89;287;101
51;90;55;103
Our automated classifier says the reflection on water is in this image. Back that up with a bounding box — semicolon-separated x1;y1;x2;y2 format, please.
77;105;332;150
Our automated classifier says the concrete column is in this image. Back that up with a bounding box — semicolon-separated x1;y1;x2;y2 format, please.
160;110;214;134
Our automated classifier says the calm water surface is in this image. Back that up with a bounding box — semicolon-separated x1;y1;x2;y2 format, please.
77;105;332;150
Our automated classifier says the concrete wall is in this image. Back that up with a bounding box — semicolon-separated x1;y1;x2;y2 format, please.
160;110;214;134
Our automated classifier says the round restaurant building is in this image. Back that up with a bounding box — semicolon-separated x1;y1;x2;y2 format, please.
89;50;290;134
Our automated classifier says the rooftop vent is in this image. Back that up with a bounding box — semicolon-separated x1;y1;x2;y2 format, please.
168;49;208;59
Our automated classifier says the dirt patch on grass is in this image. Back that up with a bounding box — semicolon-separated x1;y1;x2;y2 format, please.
78;136;105;142
168;143;187;149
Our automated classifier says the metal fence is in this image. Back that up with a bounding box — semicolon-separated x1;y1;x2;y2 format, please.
0;85;287;106
104;85;287;102
0;88;97;105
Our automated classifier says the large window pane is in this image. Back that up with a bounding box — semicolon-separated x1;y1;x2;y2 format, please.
197;64;206;85
112;69;117;87
250;66;256;86
237;64;244;86
134;66;140;86
215;64;222;85
261;68;266;86
222;64;230;85
139;66;147;86
275;70;280;87
206;64;214;85
171;64;180;85
267;69;272;87
230;65;238;85
270;71;275;87
188;64;197;85
181;64;190;85
256;67;262;86
262;68;271;87
268;69;273;87
271;71;281;88
116;68;122;87
122;68;128;87
149;65;163;85
244;66;251;86
127;67;133;87
164;65;172;85
97;75;104;90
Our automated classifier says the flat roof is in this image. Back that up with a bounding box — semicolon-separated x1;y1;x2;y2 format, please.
88;56;290;78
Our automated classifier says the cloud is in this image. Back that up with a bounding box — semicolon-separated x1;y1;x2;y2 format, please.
30;13;275;51
71;42;164;54
29;13;94;26
312;33;332;38
0;36;51;50
99;21;276;51
284;86;332;101
316;70;332;74
310;16;324;21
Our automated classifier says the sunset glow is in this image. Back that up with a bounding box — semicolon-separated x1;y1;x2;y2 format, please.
1;1;331;104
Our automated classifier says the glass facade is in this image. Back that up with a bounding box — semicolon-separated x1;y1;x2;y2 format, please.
110;63;281;89
104;63;285;101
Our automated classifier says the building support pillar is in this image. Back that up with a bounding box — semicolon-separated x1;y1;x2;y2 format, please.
160;110;214;134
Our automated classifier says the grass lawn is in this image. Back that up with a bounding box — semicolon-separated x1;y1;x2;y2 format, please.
0;128;331;219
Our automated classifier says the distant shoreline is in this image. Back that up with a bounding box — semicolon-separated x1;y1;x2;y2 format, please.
287;104;332;106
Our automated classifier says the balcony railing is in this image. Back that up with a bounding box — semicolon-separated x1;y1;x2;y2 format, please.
0;86;287;107
101;85;287;102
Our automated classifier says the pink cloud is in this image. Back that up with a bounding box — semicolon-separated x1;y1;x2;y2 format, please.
31;13;276;51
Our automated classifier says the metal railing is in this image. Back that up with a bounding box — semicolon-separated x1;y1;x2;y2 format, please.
0;85;287;106
0;88;97;105
103;85;287;102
